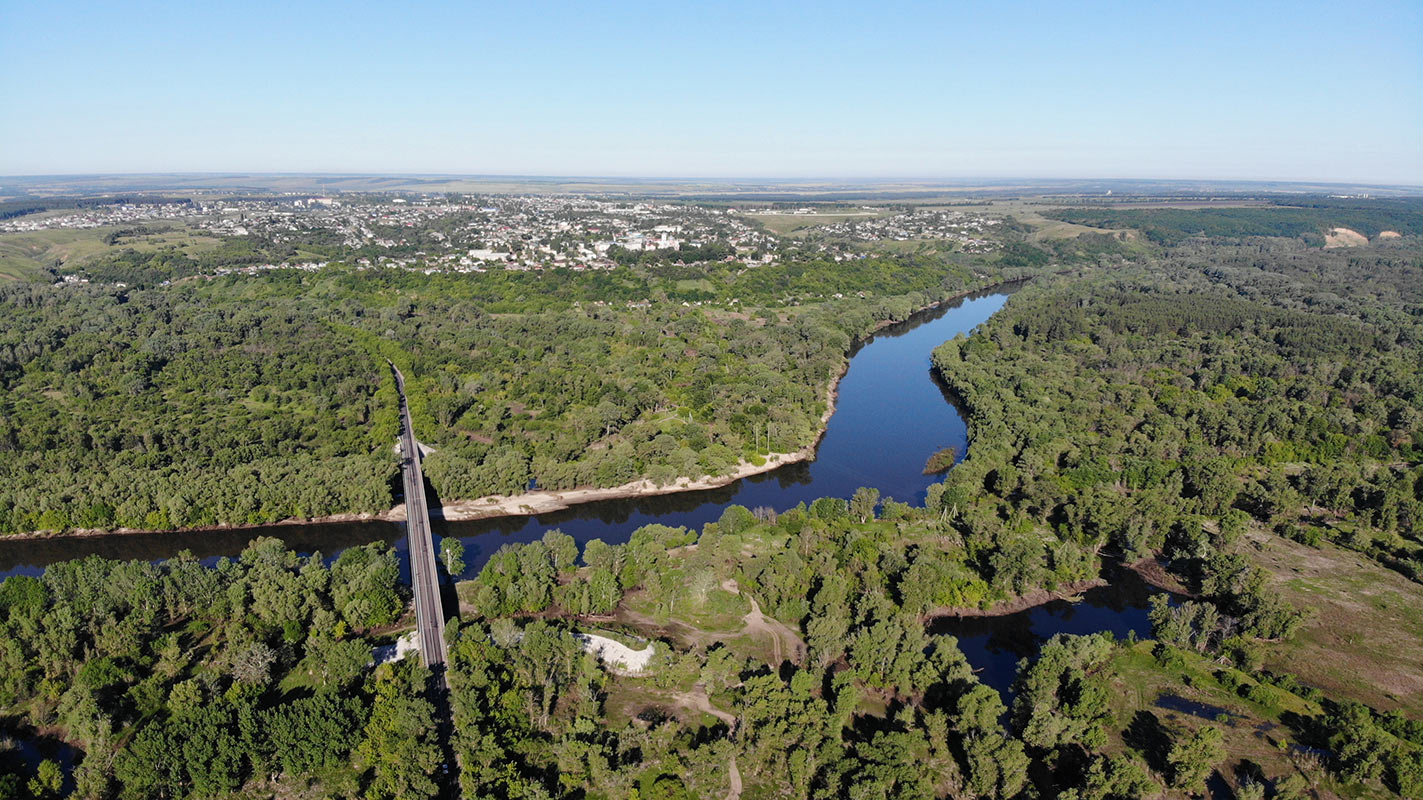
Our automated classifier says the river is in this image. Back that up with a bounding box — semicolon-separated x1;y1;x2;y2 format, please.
0;287;1008;578
0;284;1170;680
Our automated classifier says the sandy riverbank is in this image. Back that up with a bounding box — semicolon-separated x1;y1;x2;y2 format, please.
436;452;807;522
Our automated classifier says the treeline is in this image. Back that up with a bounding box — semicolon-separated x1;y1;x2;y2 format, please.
447;483;1393;798
0;196;193;223
2;239;1055;535
607;241;737;265
931;247;1422;583
1045;200;1423;244
0;282;397;534
0;538;405;798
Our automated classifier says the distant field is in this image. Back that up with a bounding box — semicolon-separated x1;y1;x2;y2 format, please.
953;199;1137;241
0;223;223;280
1076;199;1277;209
1043;201;1423;244
747;200;1147;242
743;210;889;236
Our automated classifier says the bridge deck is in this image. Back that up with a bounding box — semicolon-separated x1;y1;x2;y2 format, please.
392;365;449;678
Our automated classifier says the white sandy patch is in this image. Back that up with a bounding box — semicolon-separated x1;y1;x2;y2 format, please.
373;631;419;665
577;632;656;674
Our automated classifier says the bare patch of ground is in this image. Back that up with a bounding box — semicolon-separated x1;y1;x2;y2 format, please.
722;579;806;665
1323;227;1368;248
1247;529;1423;715
670;683;737;729
372;630;419;665
1128;558;1194;595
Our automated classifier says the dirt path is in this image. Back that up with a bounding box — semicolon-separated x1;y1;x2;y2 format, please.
671;683;737;728
668;683;741;800
723;579;806;665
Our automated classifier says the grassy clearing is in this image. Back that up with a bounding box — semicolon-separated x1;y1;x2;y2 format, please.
1247;529;1423;716
1106;642;1389;799
0;223;223;281
992;200;1137;241
673;277;713;292
601;679;723;729
623;583;749;633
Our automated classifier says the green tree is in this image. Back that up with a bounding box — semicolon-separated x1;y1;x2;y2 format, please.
357;662;442;800
27;760;63;800
1167;725;1224;789
439;536;466;577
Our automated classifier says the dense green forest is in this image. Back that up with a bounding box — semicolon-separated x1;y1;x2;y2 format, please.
3;202;1422;798
931;244;1423;584
1044;200;1423;245
0;245;1052;535
0;283;398;534
0;538;406;799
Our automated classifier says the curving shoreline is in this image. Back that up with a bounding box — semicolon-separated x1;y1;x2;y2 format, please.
5;282;1011;545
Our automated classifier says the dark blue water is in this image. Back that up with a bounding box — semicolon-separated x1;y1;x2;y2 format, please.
928;566;1168;697
0;726;78;793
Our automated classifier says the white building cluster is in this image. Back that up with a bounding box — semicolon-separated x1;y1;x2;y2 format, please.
185;195;781;274
0;201;199;233
7;193;1004;281
801;208;1000;252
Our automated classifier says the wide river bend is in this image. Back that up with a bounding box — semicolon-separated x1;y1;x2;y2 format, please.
0;286;1169;687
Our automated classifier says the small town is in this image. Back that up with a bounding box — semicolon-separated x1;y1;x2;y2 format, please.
5;193;1011;278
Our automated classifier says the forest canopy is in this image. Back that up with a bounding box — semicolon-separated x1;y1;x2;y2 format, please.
1044;199;1423;244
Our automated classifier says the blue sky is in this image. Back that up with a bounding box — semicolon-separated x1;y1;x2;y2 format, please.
2;1;1419;183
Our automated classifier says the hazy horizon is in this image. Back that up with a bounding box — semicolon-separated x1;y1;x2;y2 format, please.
3;1;1420;184
4;173;1420;196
